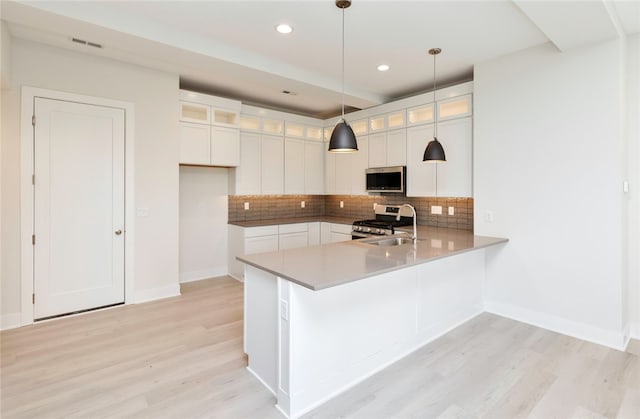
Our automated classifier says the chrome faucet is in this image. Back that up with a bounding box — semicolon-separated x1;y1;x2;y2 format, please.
397;203;418;242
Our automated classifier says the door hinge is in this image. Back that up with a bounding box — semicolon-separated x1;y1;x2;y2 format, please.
32;174;35;185
32;234;35;245
32;115;36;126
32;293;35;304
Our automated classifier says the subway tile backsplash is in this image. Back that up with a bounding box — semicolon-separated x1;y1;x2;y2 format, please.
229;195;473;231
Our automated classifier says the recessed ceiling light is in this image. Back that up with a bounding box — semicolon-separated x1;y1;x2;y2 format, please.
377;64;390;72
275;24;293;34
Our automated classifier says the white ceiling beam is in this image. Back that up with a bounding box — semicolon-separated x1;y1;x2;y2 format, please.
3;1;386;108
513;0;620;52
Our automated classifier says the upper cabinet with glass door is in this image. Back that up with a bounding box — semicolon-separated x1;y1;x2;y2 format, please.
437;94;472;121
179;101;239;128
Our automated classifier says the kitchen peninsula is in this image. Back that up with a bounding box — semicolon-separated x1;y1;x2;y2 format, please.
237;227;507;418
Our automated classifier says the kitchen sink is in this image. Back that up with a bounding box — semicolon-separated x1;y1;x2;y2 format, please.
364;236;414;247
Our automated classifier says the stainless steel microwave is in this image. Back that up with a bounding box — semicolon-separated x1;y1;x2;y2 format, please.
366;166;406;193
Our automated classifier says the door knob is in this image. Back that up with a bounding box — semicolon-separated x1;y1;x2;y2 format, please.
115;230;122;235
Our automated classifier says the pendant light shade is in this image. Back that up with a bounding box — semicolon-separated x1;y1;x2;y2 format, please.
328;0;358;153
329;119;358;152
423;137;446;162
423;48;446;163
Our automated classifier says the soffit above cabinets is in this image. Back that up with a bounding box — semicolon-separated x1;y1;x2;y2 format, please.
1;1;637;118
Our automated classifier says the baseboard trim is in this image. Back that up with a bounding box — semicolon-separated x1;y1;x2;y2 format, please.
133;283;181;304
246;366;277;396
485;300;626;350
228;273;244;282
179;267;228;283
1;312;22;331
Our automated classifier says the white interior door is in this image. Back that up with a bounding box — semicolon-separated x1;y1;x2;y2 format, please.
33;97;125;319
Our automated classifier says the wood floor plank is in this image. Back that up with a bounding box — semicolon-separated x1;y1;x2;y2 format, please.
1;276;638;419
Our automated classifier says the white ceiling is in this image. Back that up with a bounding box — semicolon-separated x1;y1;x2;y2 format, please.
2;0;638;118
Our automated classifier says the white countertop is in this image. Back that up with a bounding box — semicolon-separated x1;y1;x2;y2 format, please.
237;226;508;290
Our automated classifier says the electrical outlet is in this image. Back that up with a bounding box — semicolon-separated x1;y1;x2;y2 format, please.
136;207;149;217
373;203;377;210
340;201;344;208
431;205;442;215
244;202;250;210
448;206;455;216
485;211;494;222
301;201;305;208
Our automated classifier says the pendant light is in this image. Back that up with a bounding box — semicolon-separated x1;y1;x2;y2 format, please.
328;0;358;153
423;48;446;162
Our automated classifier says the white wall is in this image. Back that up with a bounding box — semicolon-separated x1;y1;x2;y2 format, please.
474;40;630;349
1;38;180;325
179;166;229;282
627;34;640;337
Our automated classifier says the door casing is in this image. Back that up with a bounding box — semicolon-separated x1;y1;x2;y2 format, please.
20;86;135;326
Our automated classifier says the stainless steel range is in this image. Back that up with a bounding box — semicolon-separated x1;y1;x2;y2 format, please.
351;204;414;239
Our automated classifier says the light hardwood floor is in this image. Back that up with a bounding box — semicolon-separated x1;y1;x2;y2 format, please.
1;277;638;419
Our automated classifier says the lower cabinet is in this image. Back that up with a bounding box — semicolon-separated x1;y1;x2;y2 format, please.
279;223;309;250
320;222;352;244
230;222;338;280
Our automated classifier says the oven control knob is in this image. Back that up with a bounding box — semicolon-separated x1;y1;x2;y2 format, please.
376;229;383;234
363;227;371;233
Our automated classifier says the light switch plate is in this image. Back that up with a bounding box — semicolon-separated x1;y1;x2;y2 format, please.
431;205;442;215
301;201;305;208
340;201;344;208
448;206;455;216
136;207;149;217
244;202;250;210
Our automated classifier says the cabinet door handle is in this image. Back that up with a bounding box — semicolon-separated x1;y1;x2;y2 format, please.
115;230;123;235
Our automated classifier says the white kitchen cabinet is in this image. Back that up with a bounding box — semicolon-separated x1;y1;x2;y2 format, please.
437;94;472;121
279;232;308;249
436;117;472;197
334;153;352;195
326;136;368;196
368;132;386;168
406;117;472;197
210;126;240;166
233;132;262;195
261;135;284;194
308;222;320;246
179;101;211;124
228;224;279;280
245;234;280;254
180;122;240;167
324;146;336;195
368;129;406;168
285;122;305;139
351;119;368;136
406;124;437;197
179;122;211;165
279;222;309;250
305;141;324;194
407;103;435;126
320;222;352;243
330;223;352;243
351;135;369;195
285;137;306;194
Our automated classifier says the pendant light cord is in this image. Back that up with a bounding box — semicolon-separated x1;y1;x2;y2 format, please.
341;6;345;120
433;51;437;138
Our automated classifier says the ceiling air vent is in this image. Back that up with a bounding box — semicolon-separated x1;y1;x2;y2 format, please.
71;37;103;49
